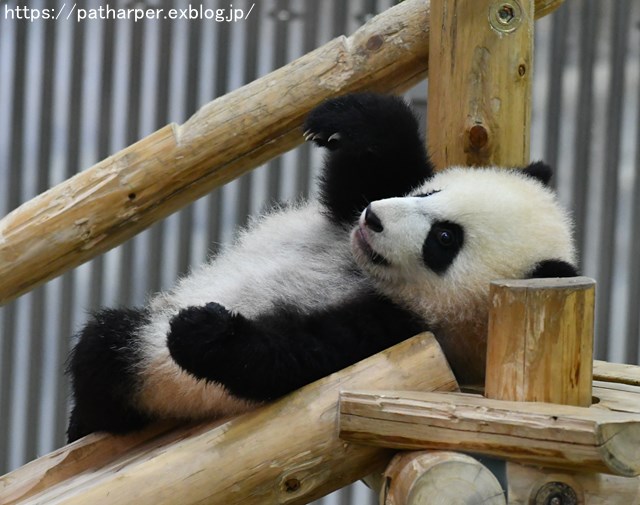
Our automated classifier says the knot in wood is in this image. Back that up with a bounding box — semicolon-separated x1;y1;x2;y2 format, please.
284;477;301;493
366;35;384;52
468;124;489;149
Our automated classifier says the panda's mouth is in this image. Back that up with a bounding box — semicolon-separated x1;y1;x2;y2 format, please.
353;226;390;266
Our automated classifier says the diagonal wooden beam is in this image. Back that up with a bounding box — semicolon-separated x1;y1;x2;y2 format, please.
0;0;566;306
0;334;458;505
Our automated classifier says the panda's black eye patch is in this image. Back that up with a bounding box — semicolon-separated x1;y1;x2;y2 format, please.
422;221;464;274
415;189;441;198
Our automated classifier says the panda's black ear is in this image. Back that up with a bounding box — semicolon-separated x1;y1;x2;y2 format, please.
529;259;579;278
521;161;553;186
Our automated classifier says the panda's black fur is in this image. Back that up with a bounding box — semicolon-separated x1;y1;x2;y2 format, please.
67;94;431;441
67;93;578;442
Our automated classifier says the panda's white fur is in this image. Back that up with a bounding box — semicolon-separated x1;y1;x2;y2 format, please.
354;167;576;322
66;94;577;441
352;166;576;380
134;202;364;420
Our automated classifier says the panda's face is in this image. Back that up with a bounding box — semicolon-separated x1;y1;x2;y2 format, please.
350;166;576;323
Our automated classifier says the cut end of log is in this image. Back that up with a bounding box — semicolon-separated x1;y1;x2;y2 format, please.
599;421;640;476
383;451;506;505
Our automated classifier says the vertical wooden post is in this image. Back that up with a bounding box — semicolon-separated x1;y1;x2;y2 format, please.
427;0;534;170
485;277;596;406
485;277;597;504
376;2;536;503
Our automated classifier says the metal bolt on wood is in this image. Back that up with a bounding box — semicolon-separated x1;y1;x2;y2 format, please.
533;481;578;505
489;1;524;33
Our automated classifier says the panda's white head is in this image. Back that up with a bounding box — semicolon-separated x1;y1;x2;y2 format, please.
351;164;577;336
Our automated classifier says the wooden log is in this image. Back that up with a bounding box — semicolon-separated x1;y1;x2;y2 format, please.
507;463;640;505
381;451;505;505
0;420;202;505
485;277;596;407
0;334;458;505
339;390;640;476
0;0;567;306
593;381;640;414
507;378;640;502
534;0;567;18
0;0;429;306
427;0;535;170
594;360;640;387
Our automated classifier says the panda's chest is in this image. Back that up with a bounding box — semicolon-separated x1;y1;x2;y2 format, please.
161;208;367;318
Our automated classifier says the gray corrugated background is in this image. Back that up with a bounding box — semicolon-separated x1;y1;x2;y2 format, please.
0;1;639;502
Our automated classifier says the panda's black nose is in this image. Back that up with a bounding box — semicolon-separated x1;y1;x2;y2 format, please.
364;205;384;233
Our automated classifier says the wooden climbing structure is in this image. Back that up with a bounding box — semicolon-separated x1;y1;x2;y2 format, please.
1;0;639;504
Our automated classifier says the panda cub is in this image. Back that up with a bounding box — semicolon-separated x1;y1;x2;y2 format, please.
67;93;577;442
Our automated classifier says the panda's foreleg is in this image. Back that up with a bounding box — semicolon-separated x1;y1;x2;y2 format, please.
166;295;423;402
66;308;151;442
304;93;434;224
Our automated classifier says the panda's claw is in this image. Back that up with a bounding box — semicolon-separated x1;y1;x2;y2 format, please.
304;131;326;144
303;129;343;149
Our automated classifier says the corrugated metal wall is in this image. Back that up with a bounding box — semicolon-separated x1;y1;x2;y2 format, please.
0;1;639;503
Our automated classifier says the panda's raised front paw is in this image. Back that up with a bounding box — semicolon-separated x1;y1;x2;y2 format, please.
303;93;377;152
167;302;242;380
303;93;414;154
303;129;342;149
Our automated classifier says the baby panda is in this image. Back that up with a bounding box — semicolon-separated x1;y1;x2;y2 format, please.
352;165;578;382
66;93;577;442
66;93;432;441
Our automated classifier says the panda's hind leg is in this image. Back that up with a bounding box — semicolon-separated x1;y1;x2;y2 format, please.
66;308;151;442
304;93;434;224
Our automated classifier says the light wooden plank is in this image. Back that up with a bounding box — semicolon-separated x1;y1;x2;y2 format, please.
593;381;640;414
339;390;640;476
594;361;640;387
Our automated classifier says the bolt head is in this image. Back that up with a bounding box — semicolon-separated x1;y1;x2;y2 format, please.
489;1;523;33
497;4;515;24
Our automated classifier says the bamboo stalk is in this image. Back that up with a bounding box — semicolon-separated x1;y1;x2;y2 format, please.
339;390;640;477
0;0;566;306
0;334;458;505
